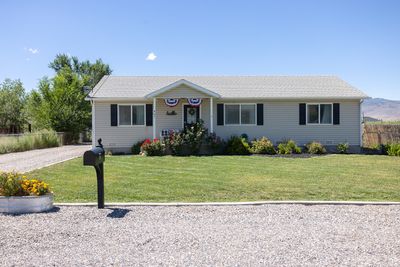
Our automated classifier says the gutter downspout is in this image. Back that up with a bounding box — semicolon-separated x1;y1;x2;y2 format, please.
153;98;156;139
91;99;96;147
360;99;363;148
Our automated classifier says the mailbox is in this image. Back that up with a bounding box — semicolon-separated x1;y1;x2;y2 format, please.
83;139;105;208
83;147;105;166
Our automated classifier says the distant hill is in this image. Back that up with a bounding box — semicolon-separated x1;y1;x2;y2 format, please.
362;98;400;121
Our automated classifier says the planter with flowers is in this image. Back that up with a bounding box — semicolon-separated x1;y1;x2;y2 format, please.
0;172;53;214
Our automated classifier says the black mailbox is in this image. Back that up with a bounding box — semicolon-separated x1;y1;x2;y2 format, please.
83;147;105;166
83;139;105;208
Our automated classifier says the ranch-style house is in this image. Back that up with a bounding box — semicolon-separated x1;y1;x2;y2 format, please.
86;76;368;152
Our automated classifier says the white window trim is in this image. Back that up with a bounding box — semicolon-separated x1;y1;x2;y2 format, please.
182;104;202;128
224;103;257;126
117;104;146;127
306;103;333;125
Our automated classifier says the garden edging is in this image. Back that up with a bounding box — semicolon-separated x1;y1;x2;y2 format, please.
55;200;400;206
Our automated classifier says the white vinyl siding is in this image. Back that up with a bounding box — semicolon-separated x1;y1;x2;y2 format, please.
214;100;361;146
94;101;153;149
93;98;361;151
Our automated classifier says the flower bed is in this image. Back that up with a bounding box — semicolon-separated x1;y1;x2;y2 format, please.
0;172;53;214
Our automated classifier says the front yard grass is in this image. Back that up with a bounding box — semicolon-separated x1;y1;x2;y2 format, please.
29;154;400;202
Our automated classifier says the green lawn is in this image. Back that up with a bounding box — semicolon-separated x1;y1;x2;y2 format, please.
29;155;400;202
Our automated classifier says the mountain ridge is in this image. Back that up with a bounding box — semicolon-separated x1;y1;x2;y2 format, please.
362;98;400;121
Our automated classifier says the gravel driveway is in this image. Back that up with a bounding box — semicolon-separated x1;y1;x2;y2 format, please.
0;145;90;173
1;205;399;266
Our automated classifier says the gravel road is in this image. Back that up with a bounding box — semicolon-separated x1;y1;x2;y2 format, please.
0;145;90;172
1;205;399;266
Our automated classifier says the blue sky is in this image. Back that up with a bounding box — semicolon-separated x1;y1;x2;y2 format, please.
1;0;399;99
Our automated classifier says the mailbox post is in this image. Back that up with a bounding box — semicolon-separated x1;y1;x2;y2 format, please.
83;139;105;208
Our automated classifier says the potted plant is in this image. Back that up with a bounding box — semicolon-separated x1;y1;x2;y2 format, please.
0;171;53;214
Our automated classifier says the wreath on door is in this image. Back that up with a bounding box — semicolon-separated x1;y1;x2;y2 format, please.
188;107;196;116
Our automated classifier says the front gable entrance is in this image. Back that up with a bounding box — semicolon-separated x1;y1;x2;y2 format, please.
146;79;220;139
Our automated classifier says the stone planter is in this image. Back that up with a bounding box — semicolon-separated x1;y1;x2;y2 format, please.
0;194;54;214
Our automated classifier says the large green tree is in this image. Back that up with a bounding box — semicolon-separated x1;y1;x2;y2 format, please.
49;53;112;88
27;54;112;141
0;79;26;132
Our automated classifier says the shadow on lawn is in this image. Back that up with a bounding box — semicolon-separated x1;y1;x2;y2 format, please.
106;208;131;219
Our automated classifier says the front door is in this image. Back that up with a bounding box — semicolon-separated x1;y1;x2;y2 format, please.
184;105;200;126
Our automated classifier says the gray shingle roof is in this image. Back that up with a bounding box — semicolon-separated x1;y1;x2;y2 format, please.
89;75;368;99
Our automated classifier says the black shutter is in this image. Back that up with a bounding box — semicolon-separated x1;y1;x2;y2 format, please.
146;104;153;126
333;103;340;125
217;104;224;125
257;104;264;125
196;106;200;122
183;105;188;125
299;103;306;125
110;104;118;126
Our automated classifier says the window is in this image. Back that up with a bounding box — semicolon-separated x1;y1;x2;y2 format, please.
119;105;131;125
118;105;145;126
225;104;240;124
241;104;256;124
225;104;256;125
307;104;332;124
132;105;145;125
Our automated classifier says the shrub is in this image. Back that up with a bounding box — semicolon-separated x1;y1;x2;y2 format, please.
251;137;276;154
0;172;50;196
306;141;326;154
277;139;302;155
204;132;226;154
164;132;185;155
385;143;400;156
0;129;60;154
164;120;208;156
337;143;349;154
131;139;146;155
141;138;164;156
180;121;208;154
370;144;382;151
226;136;251;155
0;172;24;196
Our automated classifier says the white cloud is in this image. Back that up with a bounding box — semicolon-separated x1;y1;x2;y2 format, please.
145;52;157;61
27;48;39;54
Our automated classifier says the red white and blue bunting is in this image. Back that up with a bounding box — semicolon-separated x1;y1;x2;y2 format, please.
187;98;202;106
164;98;179;107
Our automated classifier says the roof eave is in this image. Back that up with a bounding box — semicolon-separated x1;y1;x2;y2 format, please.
87;95;369;101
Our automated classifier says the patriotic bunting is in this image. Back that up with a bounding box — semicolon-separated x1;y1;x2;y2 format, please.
187;98;202;106
164;98;179;107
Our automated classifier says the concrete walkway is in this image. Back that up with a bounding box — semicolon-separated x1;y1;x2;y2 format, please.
0;145;91;173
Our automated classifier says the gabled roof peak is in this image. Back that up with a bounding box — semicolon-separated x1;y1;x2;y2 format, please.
145;79;221;98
